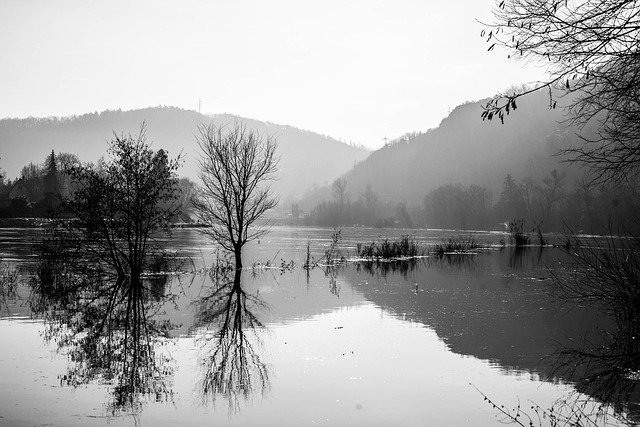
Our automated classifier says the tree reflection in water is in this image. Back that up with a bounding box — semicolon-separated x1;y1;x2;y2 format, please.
550;308;640;425
546;234;640;425
331;247;640;426
29;256;178;417
192;268;270;413
507;246;544;270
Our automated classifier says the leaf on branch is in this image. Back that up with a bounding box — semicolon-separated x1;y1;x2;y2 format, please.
488;43;496;51
499;1;505;8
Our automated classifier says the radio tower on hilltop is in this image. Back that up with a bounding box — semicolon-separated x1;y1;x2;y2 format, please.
198;98;202;114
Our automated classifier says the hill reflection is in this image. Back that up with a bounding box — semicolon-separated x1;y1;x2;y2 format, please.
335;247;639;424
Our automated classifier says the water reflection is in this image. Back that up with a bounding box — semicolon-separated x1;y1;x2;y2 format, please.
553;326;640;424
355;258;424;279
8;225;640;425
353;253;479;280
29;266;178;416
341;247;640;426
549;294;640;424
0;258;19;314
507;245;545;269
192;268;270;413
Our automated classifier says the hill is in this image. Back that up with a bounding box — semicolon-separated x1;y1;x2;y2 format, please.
306;90;583;207
0;107;370;202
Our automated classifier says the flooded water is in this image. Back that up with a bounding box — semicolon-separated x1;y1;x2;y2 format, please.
0;226;635;426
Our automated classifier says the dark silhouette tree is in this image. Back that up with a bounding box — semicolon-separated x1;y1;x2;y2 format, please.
192;121;279;270
482;0;640;183
19;162;43;202
55;123;182;286
42;150;60;207
55;152;80;197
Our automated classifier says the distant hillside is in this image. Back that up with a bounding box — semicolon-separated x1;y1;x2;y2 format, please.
0;107;370;201
307;91;583;207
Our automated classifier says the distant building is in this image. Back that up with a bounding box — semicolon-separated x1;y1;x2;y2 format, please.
8;179;28;201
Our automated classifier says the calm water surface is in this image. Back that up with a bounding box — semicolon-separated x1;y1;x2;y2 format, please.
0;226;632;426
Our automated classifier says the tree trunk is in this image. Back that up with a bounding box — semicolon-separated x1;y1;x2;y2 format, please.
234;245;243;270
130;264;142;288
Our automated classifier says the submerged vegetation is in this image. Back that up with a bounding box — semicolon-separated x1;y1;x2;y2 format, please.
431;235;481;256
0;258;19;312
508;219;531;246
302;230;488;270
356;235;425;259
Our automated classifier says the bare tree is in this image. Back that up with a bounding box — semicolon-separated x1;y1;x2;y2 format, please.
192;121;279;269
540;169;566;226
482;0;640;183
332;177;348;206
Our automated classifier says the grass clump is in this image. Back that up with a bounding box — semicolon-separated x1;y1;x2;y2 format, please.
509;219;531;246
431;235;480;256
356;235;425;259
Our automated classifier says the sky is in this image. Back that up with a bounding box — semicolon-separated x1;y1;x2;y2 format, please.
0;0;547;149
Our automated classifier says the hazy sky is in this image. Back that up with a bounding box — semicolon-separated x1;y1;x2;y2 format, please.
0;0;546;149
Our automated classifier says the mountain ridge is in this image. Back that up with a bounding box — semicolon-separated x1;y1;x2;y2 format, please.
306;91;584;207
0;106;370;202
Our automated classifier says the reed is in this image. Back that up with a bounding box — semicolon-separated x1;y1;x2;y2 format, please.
356;235;425;259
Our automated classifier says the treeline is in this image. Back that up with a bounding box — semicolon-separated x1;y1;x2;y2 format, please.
303;178;416;228
0;150;72;217
0;150;195;221
304;171;639;233
434;171;639;233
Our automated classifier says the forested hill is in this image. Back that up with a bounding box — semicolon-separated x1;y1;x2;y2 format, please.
0;107;370;200
326;90;583;206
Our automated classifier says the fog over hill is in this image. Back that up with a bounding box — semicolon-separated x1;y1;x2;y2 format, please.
302;90;585;208
0;107;370;202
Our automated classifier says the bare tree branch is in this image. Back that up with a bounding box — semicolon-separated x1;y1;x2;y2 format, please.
482;0;640;184
192;121;279;269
